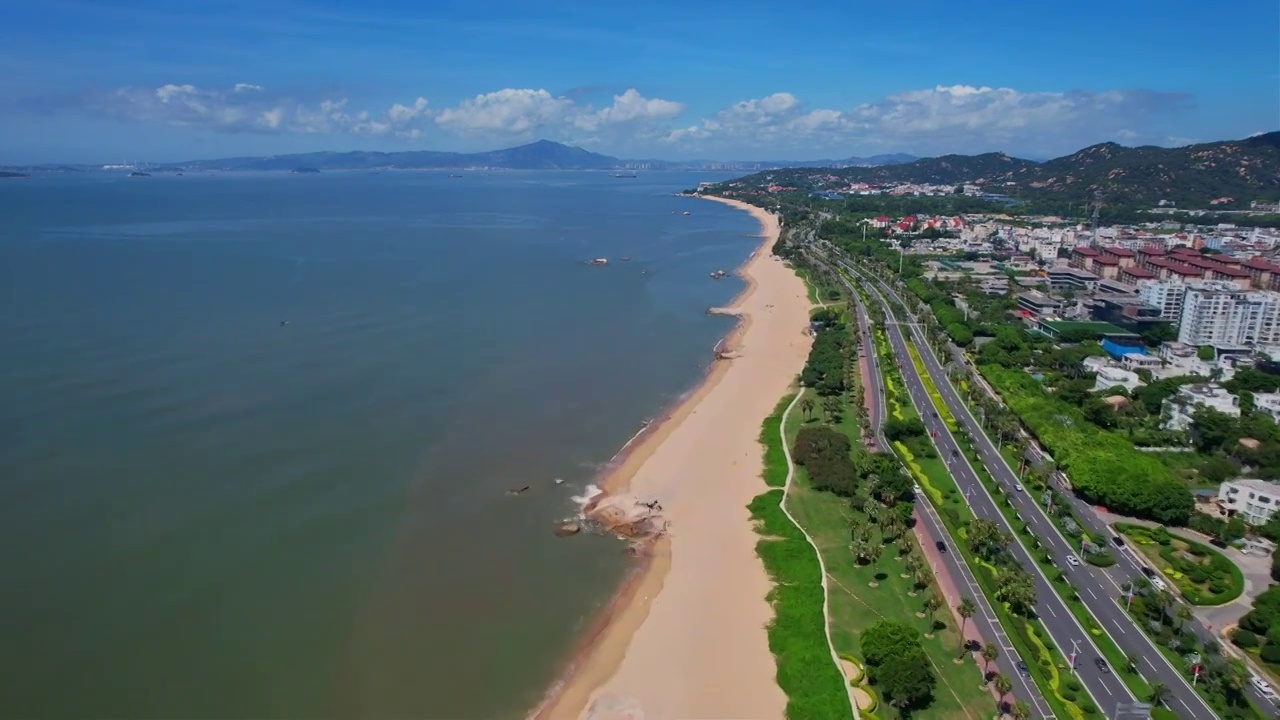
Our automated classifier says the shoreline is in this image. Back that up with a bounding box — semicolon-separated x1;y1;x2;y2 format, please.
528;194;805;720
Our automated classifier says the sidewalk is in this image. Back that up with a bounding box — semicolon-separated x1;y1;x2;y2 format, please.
914;508;1003;705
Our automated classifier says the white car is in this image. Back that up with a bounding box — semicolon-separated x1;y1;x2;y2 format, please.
1252;675;1277;698
1151;577;1168;592
1014;483;1024;492
1066;555;1081;567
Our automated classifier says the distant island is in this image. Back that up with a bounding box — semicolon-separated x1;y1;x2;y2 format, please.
291;167;321;174
0;170;29;178
0;140;920;175
128;171;151;177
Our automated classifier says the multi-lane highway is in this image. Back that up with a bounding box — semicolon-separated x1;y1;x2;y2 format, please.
950;318;1280;716
839;256;1235;719
840;262;1143;714
832;264;1055;718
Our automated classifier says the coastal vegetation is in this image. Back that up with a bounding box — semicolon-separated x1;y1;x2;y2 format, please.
750;394;851;720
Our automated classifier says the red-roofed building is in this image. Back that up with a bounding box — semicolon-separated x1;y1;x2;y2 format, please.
1120;266;1156;283
1167;264;1206;281
872;215;891;228
1209;265;1252;289
1090;255;1121;279
1101;247;1136;268
1070;246;1099;270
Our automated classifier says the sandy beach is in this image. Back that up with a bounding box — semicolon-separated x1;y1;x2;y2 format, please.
530;195;814;720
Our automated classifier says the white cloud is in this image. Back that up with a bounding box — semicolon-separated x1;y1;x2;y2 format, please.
99;84;431;139
665;85;1191;157
433;87;683;137
90;81;1191;157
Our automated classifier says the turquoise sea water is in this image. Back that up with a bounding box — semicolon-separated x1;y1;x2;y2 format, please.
0;170;756;719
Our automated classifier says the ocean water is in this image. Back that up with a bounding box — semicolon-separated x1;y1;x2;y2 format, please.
0;169;756;719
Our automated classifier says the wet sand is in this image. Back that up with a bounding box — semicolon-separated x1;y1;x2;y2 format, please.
529;195;813;720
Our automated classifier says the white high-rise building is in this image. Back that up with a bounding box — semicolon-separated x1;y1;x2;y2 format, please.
1136;279;1187;323
1177;281;1280;348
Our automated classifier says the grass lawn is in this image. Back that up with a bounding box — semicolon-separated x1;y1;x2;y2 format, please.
784;407;993;720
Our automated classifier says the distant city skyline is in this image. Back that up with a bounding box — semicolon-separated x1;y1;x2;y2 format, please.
2;0;1277;164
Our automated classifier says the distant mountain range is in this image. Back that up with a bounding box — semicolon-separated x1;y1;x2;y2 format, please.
0;141;917;174
726;132;1280;208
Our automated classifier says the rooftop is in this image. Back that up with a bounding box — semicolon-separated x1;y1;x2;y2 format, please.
1223;477;1280;494
1104;247;1137;257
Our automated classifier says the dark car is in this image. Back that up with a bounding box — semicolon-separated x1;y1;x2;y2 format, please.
1016;660;1030;676
1111;535;1125;547
1141;566;1155;578
936;540;948;553
1094;657;1110;674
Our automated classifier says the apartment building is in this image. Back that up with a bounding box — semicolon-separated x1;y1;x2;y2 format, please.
1136;279;1187;323
1218;478;1280;526
1177;281;1280;348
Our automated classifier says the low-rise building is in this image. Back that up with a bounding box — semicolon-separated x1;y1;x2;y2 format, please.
1047;266;1099;293
1253;392;1280;423
1121;353;1163;372
1218;478;1280;526
1094;365;1144;392
1162;383;1241;430
1016;291;1061;318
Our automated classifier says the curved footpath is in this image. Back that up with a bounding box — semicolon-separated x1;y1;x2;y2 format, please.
777;388;860;720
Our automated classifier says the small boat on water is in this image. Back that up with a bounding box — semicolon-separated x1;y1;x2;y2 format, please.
449;174;463;178
587;258;608;266
620;256;631;262
710;270;728;279
682;211;691;216
612;172;637;178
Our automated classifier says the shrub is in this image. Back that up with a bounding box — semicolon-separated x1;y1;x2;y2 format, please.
1232;629;1259;648
1262;642;1280;665
1085;552;1115;567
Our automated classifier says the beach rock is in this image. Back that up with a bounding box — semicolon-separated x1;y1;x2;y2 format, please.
553;522;581;537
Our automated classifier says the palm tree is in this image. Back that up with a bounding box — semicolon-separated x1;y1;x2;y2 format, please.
981;643;999;678
922;592;943;633
800;397;815;420
957;597;976;656
1010;699;1031;720
1149;682;1171;707
822;394;843;421
993;674;1013;711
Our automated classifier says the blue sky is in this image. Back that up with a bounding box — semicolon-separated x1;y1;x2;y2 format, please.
1;0;1277;164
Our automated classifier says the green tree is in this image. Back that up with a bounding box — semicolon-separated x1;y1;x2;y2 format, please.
877;650;937;712
957;597;976;656
993;674;1013;711
861;620;923;667
799;396;815;420
921;591;943;630
981;642;999;677
1011;699;1032;720
1149;682;1171;707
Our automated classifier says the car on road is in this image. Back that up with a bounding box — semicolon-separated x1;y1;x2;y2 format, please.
1252;675;1277;699
1111;534;1125;547
1094;657;1110;674
1066;555;1081;567
936;540;948;553
1014;483;1023;492
1016;660;1030;676
1151;577;1168;591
